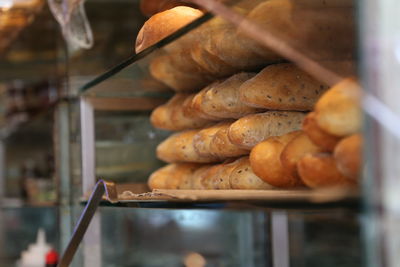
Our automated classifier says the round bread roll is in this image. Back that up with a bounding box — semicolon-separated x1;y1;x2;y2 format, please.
135;6;204;53
280;131;325;180
229;157;274;190
315;78;362;137
250;131;304;188
302;112;341;151
297;153;356;188
333;134;362;180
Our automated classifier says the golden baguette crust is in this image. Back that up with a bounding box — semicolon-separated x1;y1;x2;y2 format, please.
228;111;306;149
210;161;237;189
280;131;324;180
315;78;362;137
297;153;356;188
239;63;328;110
193;122;233;159
148;163;201;190
302;112;341;151
157;130;220;163
151;93;211;131
333;134;362;180
199;72;261;119
210;123;249;158
250;131;303;187
229;157;274;189
149;55;212;92
135;6;203;53
187;82;223;120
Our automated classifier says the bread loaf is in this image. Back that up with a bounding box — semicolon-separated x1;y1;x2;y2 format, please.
297;153;356;188
210;123;249;158
135;6;203;53
229;157;274;189
280;131;325;180
193;122;232;159
228;111;306;149
201;164;225;189
210;161;237;189
302;112;341;151
188;81;225;120
238;0;293;59
149;55;212;92
239;63;329;110
333;134;362;180
148;163;201;189
151;93;212;131
250;131;303;187
157;130;220;163
198;72;262;119
314;78;362;137
190;165;213;189
140;1;200;17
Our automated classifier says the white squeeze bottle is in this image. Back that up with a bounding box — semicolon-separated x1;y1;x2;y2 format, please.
18;228;51;267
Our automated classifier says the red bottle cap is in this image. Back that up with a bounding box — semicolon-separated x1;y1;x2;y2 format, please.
45;249;59;265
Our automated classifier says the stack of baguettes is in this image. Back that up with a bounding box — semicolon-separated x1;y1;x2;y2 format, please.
135;0;361;191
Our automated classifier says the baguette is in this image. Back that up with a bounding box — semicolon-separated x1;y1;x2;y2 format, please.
333;134;362;180
210;123;249;158
157;130;220;163
280;131;325;180
250;131;303;187
229;157;274;189
314;78;362;137
151;93;211;131
188;81;224;120
239;63;329;111
193;122;233;159
135;6;203;53
228;111;306;149
302;112;341;151
198;72;262;119
210;160;237;189
149;55;212;92
297;153;356;188
148;163;201;189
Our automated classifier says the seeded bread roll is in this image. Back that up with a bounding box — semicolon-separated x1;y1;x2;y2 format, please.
297;153;356;188
228;111;306;149
157;130;220;163
239;63;329;111
314;78;362;137
193;122;233;159
280;131;324;180
151;93;212;131
250;131;303;187
149;55;212;92
148;163;201;189
209;123;249;158
333;134;362;180
198;72;262;119
302;112;341;151
229;157;274;189
135;6;203;53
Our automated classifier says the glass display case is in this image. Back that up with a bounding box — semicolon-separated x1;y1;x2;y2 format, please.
56;0;378;267
1;0;390;267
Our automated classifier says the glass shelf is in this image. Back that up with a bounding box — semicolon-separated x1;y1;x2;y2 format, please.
76;0;356;99
81;181;360;211
77;12;213;98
